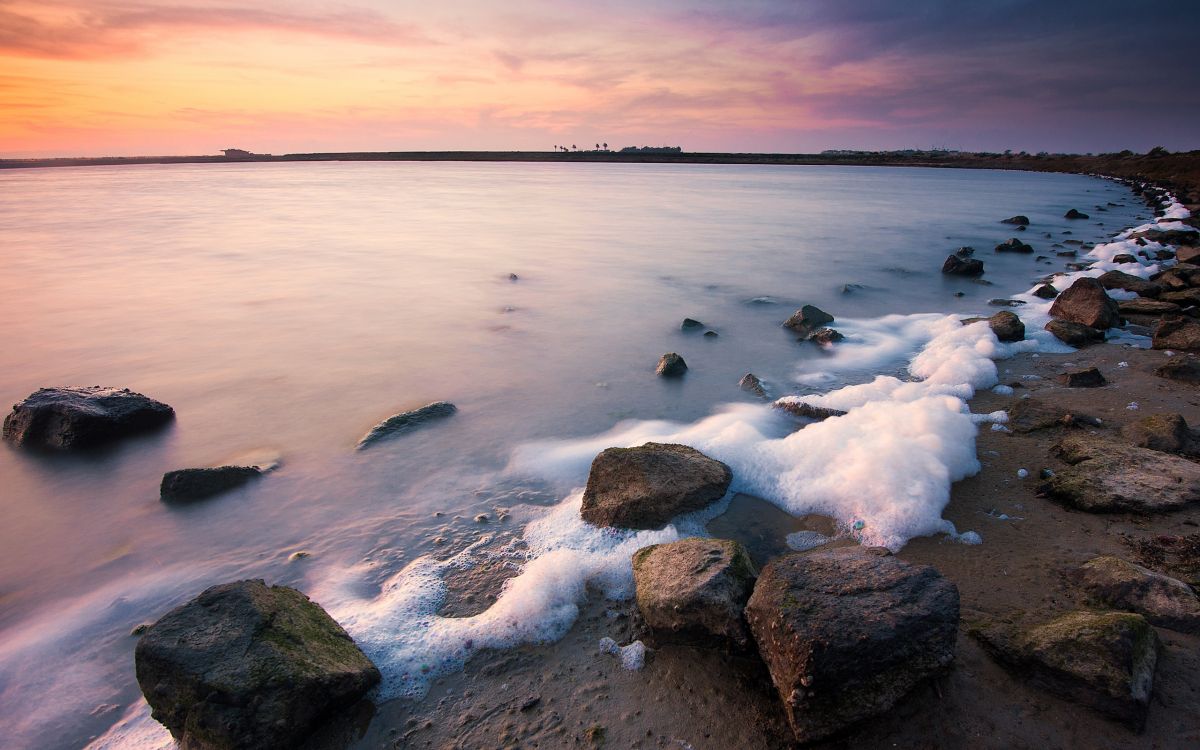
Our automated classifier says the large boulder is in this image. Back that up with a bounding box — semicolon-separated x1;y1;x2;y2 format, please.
356;401;456;449
782;305;834;333
1120;413;1197;455
3;386;174;450
987;310;1024;342
1045;319;1105;347
1048;278;1121;329
632;537;757;647
161;466;269;504
655;352;688;377
1041;434;1200;512
1152;316;1200;351
1097;270;1161;299
941;254;984;276
1073;556;1200;633
580;443;732;529
744;547;959;744
135;580;380;750
973;610;1158;731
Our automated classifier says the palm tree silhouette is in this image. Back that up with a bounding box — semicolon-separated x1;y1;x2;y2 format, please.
602;142;608;151
572;144;577;151
595;143;600;151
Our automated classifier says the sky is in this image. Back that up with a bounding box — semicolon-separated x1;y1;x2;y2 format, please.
1;0;1198;157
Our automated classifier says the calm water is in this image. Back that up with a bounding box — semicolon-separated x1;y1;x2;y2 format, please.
0;162;1146;748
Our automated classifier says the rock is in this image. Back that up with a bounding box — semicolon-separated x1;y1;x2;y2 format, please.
1155;356;1200;384
703;330;719;338
1128;227;1199;245
988;298;1025;307
1176;246;1200;264
1055;367;1105;388
508;272;519;281
655;352;688;377
1049;278;1121;329
1064;208;1090;219
782;305;834;333
632;538;757;647
986;311;1024;342
2;386;174;450
773;399;847;422
1045;319;1106;347
804;327;845;345
356;402;457;449
995;238;1034;254
1008;398;1074;433
135;580;380;750
1097;270;1161;299
580;443;732;529
1042;434;1200;512
972;610;1157;731
1159;288;1200;307
738;373;767;397
1073;556;1200;633
1112;254;1138;264
955;246;975;257
161;466;268;503
680;318;704;331
941;255;984;276
744;547;959;744
1118;298;1180;317
1152;316;1200;351
1033;283;1058;299
1001;215;1030;225
1120;413;1198;455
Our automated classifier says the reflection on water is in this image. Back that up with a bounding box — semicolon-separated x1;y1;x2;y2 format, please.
0;161;1146;748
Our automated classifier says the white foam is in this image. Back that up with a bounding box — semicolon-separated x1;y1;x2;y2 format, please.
599;637;646;670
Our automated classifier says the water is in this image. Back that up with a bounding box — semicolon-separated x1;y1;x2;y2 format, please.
0;162;1148;748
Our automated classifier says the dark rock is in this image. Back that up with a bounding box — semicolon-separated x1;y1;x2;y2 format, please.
1042;434;1200;512
1118;298;1180;317
161;466;268;504
773;400;847;422
1056;250;1077;257
580;443;732;530
738;373;767;398
1120;413;1198;455
1049;278;1121;329
744;547;959;744
1064;208;1090;220
680;318;704;331
1008;398;1074;433
1033;284;1058;299
2;386;174;450
1055;367;1105;388
1112;254;1138;264
1045;319;1106;347
783;305;834;333
135;580;380;750
703;330;719;338
1153;316;1200;351
1155;356;1200;384
955;246;975;257
995;238;1034;254
941;254;984;276
1074;556;1200;634
633;538;757;647
987;311;1025;342
1097;270;1160;299
1128;227;1199;245
655;352;688;377
988;298;1026;307
1001;215;1030;225
972;610;1157;731
508;273;519;281
1176;246;1200;264
804;327;845;345
1160;288;1200;307
356;402;457;449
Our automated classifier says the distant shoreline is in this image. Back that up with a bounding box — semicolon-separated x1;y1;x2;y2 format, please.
3;149;1197;201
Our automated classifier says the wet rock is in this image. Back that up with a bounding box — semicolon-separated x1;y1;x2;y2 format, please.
1152;316;1200;351
782;305;834;334
1120;413;1198;455
955;246;975;257
1159;288;1200;307
995;238;1034;254
1118;298;1180;317
161;466;269;504
1064;208;1090;220
703;330;719;338
2;386;174;450
941;255;984;276
580;443;732;530
1176;246;1200;264
655;352;688;377
738;373;767;398
804;327;845;345
1129;227;1199;245
1045;319;1106;347
972;610;1157;731
508;272;519;281
1073;556;1200;633
633;537;757;647
680;318;704;331
1097;270;1161;299
1112;254;1139;264
1154;356;1200;384
1001;215;1030;225
1009;397;1075;433
773;399;847;422
357;402;457;449
986;310;1024;342
988;298;1025;307
744;547;959;744
1055;367;1105;388
1049;277;1121;329
135;580;380;750
1042;434;1200;512
1033;284;1058;299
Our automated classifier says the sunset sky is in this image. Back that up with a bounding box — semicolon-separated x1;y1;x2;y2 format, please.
2;0;1198;158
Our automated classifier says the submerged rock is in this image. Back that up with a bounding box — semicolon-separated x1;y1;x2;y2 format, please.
680;318;704;331
1055;367;1105;388
1045;319;1106;347
1064;208;1090;220
1049;278;1121;329
632;537;757;647
1042;434;1200;512
995;238;1034;254
2;386;174;450
160;465;270;503
1001;215;1030;225
772;399;847;422
804;327;845;345
655;352;688;377
738;373;767;398
941;254;984;276
744;547;959;744
356;401;457;449
580;443;732;530
1073;556;1200;634
782;305;834;334
1152;316;1200;351
135;580;380;750
973;610;1157;731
